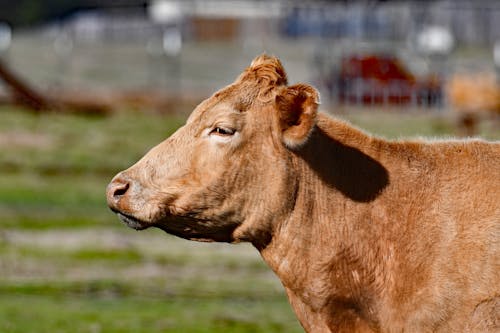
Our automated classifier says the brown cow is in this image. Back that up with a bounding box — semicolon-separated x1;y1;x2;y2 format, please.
107;55;499;332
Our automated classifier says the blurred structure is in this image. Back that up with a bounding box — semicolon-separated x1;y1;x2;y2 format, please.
329;54;442;107
495;40;500;82
0;0;499;114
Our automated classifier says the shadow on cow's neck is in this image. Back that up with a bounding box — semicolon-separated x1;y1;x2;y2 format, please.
296;127;389;203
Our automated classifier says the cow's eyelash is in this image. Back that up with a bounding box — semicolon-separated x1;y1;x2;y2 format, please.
210;127;235;136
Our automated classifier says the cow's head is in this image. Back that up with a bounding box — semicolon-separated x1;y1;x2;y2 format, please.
106;55;319;245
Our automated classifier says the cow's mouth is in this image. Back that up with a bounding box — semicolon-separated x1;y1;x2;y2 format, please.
115;212;149;230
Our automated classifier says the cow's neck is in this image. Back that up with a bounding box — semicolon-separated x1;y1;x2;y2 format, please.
260;114;390;329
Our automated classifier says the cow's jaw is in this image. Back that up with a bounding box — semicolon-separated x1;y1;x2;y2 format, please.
154;215;238;242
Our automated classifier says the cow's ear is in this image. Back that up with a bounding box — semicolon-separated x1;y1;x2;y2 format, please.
275;84;319;148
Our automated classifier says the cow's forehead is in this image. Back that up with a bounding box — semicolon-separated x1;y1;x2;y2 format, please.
186;88;234;125
186;55;289;126
187;79;265;125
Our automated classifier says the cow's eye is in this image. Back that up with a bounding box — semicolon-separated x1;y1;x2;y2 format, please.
210;127;235;136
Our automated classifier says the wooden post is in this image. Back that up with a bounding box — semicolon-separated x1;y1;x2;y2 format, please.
0;59;50;111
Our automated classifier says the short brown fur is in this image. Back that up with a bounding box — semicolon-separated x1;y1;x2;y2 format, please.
107;55;500;332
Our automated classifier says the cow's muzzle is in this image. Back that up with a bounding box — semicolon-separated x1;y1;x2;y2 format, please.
106;174;148;230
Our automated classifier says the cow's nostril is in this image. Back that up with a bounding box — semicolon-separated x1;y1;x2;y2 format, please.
112;182;129;198
107;174;133;209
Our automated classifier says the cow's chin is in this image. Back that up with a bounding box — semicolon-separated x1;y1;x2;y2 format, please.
115;212;151;230
154;215;238;243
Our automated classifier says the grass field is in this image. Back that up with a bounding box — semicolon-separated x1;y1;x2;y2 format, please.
0;106;498;333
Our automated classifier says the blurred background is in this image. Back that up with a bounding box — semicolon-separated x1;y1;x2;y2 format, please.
0;1;499;332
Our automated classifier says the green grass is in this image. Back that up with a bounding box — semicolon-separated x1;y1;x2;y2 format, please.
0;105;497;332
0;294;300;333
0;109;185;176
